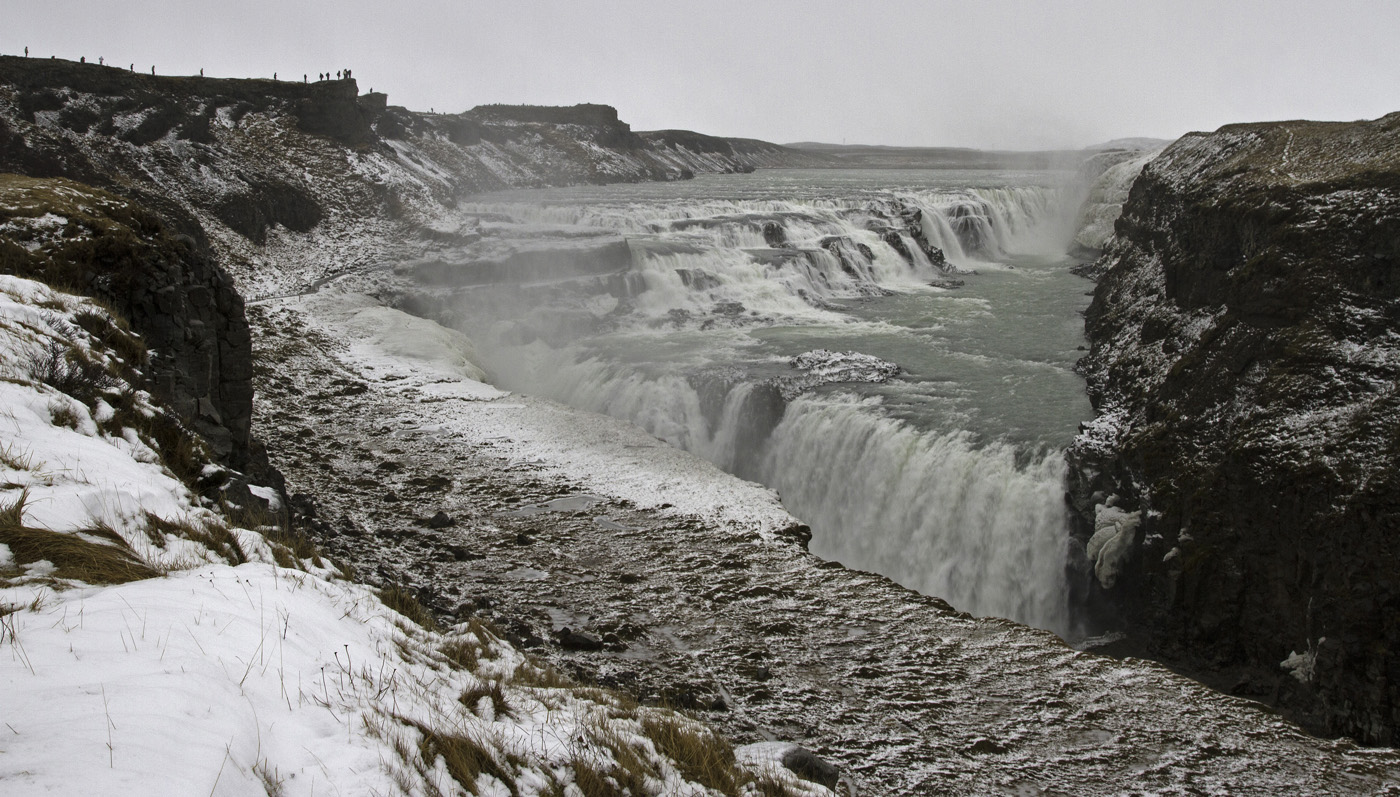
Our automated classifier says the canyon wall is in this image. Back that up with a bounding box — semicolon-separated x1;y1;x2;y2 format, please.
1068;113;1400;744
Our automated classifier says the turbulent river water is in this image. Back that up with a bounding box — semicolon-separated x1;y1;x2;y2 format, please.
439;168;1097;636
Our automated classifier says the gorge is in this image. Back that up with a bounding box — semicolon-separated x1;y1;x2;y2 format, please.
2;56;1398;795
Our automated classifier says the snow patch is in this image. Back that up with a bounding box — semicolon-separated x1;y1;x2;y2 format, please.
1087;504;1140;589
302;291;500;393
1281;640;1324;684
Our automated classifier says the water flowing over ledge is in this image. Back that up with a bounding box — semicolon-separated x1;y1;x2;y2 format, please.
402;170;1096;634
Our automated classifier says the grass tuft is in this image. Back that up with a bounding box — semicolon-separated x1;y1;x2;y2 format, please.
262;525;323;569
48;400;83;430
0;489;29;530
71;308;147;369
572;722;655;797
378;584;437;631
0;520;159;585
0;442;34;471
459;680;512;720
27;339;119;406
441;637;479;671
406;720;519;797
143;512;246;566
640;714;748;797
512;659;574;690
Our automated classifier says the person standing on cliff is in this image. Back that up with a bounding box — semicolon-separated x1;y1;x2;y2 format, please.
23;47;28;57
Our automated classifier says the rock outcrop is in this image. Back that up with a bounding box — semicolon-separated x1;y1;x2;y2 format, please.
640;129;829;173
1068;113;1400;744
0;174;261;478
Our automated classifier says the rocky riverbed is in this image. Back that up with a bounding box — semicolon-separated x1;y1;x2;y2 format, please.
247;283;1400;795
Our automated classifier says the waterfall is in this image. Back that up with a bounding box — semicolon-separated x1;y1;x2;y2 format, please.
485;345;1074;634
448;174;1089;634
762;394;1071;633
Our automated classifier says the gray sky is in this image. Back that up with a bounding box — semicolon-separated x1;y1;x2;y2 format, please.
9;0;1400;149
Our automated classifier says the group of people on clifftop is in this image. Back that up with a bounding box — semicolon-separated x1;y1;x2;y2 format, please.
19;47;356;86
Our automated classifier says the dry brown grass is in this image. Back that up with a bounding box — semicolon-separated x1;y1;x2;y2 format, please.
406;720;519;797
142;512;246;566
441;637;479;670
26;338;119;406
378;584;437;631
71;308;147;369
511;659;575;690
459;680;512;720
47;400;82;429
262;525;322;569
0;442;35;472
640;714;749;797
572;722;654;797
0;516;159;585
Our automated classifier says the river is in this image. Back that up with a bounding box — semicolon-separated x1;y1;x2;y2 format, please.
431;167;1098;636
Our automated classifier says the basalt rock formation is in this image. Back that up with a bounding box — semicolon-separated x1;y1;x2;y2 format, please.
1067;113;1400;745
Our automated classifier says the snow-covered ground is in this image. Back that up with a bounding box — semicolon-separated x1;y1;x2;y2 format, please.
0;274;830;796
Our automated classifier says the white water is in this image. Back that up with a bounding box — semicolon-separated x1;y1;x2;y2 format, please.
765;395;1071;630
443;169;1094;636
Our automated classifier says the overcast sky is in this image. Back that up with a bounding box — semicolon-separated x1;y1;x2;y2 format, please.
9;0;1400;149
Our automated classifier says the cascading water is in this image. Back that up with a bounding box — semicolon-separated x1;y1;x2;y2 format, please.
763;395;1072;631
433;169;1095;637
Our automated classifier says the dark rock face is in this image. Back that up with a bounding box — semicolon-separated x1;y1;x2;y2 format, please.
1068;113;1400;745
0;176;258;472
210;181;323;245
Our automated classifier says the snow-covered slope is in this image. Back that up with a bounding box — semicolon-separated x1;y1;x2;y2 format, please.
0;272;831;796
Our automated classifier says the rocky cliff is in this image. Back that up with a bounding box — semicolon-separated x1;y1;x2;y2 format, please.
1068;113;1400;744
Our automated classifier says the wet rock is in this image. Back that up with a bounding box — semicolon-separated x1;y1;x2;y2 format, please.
966;738;1008;755
555;628;604;651
409;475;453;492
448;545;482;562
774;522;813;549
288;493;317;518
781;745;841;790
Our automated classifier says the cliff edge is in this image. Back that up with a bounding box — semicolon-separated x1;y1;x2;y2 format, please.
1068;112;1400;744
